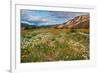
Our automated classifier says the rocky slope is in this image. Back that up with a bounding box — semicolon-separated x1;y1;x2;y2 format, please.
55;15;89;29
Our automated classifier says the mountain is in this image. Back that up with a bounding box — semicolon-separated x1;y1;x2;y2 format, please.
21;23;35;27
21;23;58;29
21;15;89;29
55;15;89;29
21;23;41;29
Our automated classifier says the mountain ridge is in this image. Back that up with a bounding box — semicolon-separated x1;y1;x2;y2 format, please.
55;15;89;29
21;15;89;29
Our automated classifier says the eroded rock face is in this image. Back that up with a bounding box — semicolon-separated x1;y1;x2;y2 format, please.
55;15;89;29
65;15;89;29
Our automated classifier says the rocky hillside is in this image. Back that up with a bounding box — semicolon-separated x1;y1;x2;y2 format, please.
55;15;89;29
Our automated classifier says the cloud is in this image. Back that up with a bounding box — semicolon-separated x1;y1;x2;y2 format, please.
49;11;89;19
21;21;32;25
27;15;49;23
21;10;49;23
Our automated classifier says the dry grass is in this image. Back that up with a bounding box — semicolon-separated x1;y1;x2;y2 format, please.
21;28;89;63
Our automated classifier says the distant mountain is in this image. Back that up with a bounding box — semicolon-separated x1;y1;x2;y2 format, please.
21;23;40;29
55;15;89;29
21;23;33;27
21;15;89;29
21;23;58;29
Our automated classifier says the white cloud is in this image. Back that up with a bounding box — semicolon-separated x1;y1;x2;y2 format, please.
21;21;32;25
28;15;49;22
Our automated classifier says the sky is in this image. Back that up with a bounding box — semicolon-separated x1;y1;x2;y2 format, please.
21;9;89;26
